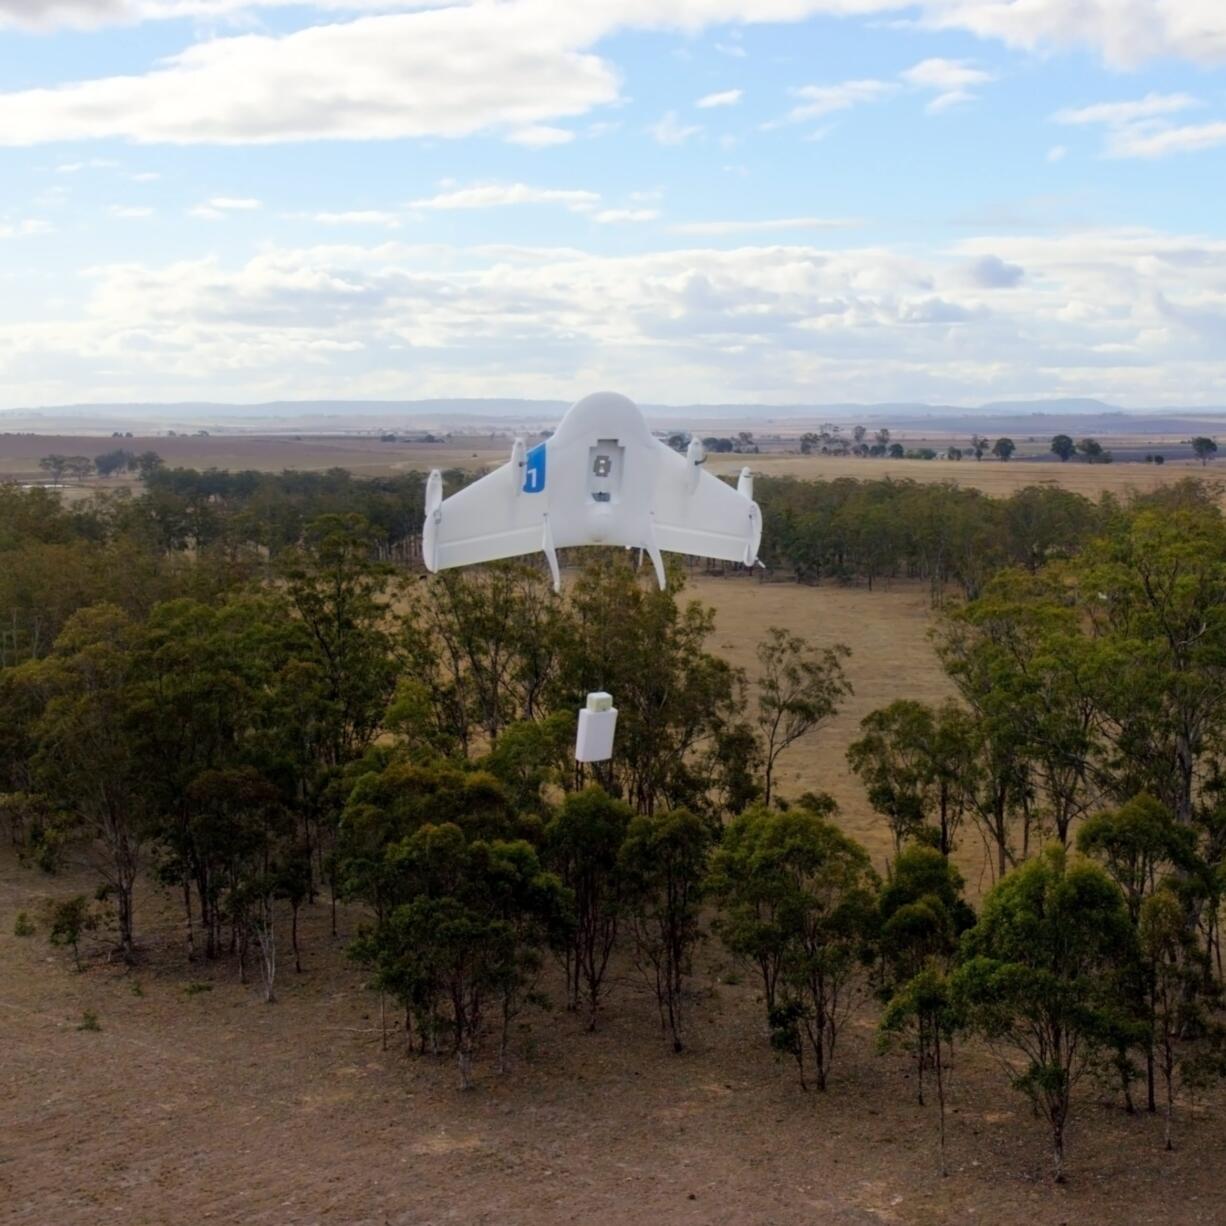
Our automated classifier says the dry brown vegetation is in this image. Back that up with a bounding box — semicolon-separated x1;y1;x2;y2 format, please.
4;573;1226;1224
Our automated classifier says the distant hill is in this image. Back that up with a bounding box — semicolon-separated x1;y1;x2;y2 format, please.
4;397;1226;436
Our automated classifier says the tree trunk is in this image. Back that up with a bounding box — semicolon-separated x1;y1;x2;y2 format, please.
183;876;195;962
292;904;302;973
1051;1114;1066;1184
935;1030;948;1178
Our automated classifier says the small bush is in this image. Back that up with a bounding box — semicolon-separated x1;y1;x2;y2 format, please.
184;982;214;996
77;1010;101;1032
13;911;35;937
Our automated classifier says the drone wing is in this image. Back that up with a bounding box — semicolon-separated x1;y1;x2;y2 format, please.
651;450;762;566
423;441;558;582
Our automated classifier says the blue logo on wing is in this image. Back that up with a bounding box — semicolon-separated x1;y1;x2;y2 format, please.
523;443;547;494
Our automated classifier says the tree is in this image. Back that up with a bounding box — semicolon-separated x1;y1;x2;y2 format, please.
887;442;905;459
853;425;867;445
620;808;712;1051
880;967;960;1176
48;895;100;971
26;605;151;960
353;822;569;1088
709;800;879;1090
1077;794;1196;926
1139;887;1224;1150
95;449;136;477
993;437;1016;461
970;434;989;461
848;701;975;855
952;847;1138;1183
946;446;963;461
38;454;68;486
63;456;94;483
1077;437;1103;461
282;514;401;768
876;844;974;1119
1192;436;1218;465
1050;434;1075;462
544;786;633;1028
135;451;165;480
1078;794;1199;1111
755;628;850;808
555;555;742;816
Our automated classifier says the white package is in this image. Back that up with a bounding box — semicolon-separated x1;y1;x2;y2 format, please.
575;691;618;762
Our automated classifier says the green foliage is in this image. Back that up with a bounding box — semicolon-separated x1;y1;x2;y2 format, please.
77;1009;101;1032
1191;436;1218;465
13;910;34;937
1077;794;1197;923
756;627;850;807
848;700;974;854
951;847;1138;1182
709;799;879;1090
351;822;571;1087
620;807;713;1051
1050;434;1075;462
48;895;101;971
544;786;634;1027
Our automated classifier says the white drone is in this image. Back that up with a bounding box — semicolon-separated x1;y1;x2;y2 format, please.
422;391;762;592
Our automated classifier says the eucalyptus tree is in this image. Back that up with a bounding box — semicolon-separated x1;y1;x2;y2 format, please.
952;847;1138;1183
544;786;633;1028
709;799;879;1090
620;807;713;1052
352;822;569;1088
24;605;151;960
755;627;850;808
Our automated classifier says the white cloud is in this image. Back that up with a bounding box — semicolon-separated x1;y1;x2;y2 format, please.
901;57;992;113
56;157;120;173
189;196;261;219
409;182;600;212
1046;145;1067;162
131;171;161;182
7;0;1226;70
1108;121;1226;159
670;217;860;235
0;8;620;146
648;111;702;145
506;125;575;148
3;3;1224;155
10;226;1226;406
696;88;742;109
306;210;402;226
1054;92;1201;127
0;218;54;238
1052;92;1224;159
110;205;155;218
775;79;895;127
593;208;658;223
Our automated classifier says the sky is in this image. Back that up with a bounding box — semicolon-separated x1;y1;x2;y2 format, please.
2;1;1226;410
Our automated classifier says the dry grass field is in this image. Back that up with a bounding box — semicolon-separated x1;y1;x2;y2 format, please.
689;574;955;874
704;452;1217;498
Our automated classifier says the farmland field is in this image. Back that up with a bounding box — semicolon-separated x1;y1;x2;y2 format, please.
1;429;1222;501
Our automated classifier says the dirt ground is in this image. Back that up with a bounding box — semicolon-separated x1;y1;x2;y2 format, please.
5;578;1226;1225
